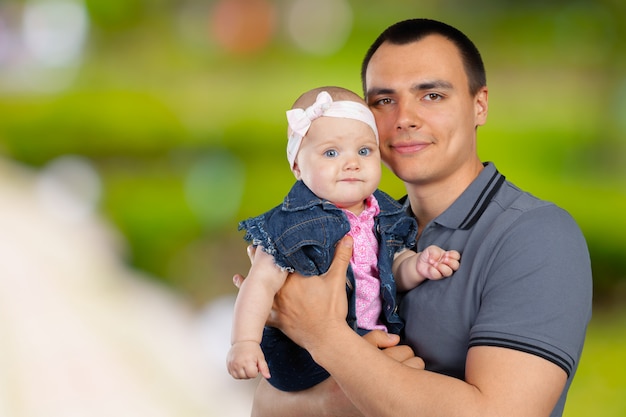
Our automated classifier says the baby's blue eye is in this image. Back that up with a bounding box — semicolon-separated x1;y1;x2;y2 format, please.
324;149;338;158
359;148;371;156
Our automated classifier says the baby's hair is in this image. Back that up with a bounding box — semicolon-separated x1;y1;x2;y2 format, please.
291;86;365;110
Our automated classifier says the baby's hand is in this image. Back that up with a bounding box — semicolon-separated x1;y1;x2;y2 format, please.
416;245;461;280
226;340;271;380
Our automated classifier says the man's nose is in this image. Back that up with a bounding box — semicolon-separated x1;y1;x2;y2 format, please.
396;96;422;131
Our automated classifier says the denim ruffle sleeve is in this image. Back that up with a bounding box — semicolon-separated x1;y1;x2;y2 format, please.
238;211;296;273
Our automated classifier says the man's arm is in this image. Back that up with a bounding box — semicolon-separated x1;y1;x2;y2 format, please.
267;236;567;417
252;328;422;417
253;375;359;417
309;332;565;417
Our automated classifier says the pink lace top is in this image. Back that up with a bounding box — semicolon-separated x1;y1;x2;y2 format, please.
342;195;387;332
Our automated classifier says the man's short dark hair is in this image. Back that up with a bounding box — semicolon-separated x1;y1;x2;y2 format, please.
361;19;487;96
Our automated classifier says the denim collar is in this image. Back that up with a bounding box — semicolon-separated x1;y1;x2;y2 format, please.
282;181;340;212
283;180;407;217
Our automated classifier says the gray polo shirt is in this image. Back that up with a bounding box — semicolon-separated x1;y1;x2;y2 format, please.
399;162;592;417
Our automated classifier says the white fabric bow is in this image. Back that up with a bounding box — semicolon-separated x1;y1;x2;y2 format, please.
287;91;333;141
286;91;378;170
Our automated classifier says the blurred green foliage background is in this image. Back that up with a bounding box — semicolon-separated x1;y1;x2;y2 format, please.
1;0;625;302
1;0;625;414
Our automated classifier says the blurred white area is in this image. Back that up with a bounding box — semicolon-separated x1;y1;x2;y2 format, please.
0;157;257;417
0;0;87;93
36;155;101;224
22;0;88;68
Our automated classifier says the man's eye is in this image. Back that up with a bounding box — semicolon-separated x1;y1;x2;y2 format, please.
370;97;392;107
324;150;338;157
424;93;442;101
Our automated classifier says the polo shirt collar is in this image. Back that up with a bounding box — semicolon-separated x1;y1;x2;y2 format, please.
403;162;506;230
436;162;505;230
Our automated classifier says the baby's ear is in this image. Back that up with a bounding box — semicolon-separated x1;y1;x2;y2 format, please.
292;162;302;180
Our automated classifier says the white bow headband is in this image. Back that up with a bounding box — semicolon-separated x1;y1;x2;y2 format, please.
286;91;378;170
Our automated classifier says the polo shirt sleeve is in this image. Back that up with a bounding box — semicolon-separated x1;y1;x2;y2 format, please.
469;204;592;376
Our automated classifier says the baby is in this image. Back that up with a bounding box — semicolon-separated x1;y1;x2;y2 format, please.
227;86;460;391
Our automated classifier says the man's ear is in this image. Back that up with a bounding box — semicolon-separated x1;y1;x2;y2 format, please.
474;86;488;127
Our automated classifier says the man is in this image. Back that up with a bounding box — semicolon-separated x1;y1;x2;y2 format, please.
243;18;592;416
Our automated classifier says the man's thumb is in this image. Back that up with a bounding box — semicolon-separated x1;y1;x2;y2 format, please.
327;235;353;279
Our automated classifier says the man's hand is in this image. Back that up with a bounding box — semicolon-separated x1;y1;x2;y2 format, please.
363;330;425;370
233;238;426;370
269;236;354;348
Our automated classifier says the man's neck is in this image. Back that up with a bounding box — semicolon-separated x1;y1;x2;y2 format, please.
407;160;484;236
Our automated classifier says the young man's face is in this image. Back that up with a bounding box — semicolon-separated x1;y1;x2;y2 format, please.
293;116;381;215
364;35;488;187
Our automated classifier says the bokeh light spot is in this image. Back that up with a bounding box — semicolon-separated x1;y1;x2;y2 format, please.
286;0;352;55
209;0;277;54
22;0;89;68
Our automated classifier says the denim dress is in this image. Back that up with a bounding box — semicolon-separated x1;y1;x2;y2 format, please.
239;180;417;391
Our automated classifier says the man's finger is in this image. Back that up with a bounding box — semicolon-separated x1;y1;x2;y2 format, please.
325;236;353;280
403;356;426;370
382;345;417;363
363;331;423;367
233;274;244;289
246;245;257;263
363;329;400;349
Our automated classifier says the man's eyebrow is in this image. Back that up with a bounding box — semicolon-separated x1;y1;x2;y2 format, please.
365;87;394;99
412;80;454;91
366;80;454;99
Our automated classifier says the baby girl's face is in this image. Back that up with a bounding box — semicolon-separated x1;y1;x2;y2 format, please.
293;116;381;215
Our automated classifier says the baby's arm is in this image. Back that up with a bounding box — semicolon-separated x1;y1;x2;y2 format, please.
227;247;288;380
392;245;460;291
